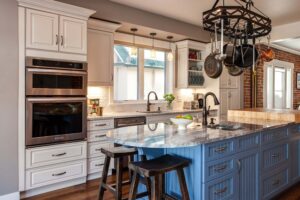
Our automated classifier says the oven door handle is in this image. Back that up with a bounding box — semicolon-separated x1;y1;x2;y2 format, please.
26;68;87;75
26;97;87;102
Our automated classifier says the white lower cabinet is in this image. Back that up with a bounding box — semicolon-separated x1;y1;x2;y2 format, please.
26;141;87;169
26;160;87;190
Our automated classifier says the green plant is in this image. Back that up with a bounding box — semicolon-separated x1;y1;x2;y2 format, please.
163;93;175;104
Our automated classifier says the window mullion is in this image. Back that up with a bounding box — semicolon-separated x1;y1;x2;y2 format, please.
138;48;144;100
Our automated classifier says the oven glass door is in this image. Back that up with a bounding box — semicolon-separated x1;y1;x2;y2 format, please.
26;98;87;146
26;68;87;96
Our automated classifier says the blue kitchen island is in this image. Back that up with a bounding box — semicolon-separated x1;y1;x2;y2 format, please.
106;119;300;200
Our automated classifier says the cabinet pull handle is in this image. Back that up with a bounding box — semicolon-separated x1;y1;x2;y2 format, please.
237;159;241;172
214;146;227;153
95;148;102;151
271;153;280;158
56;35;59;45
95;124;107;127
214;187;227;195
272;179;281;186
52;171;66;176
52;152;67;157
61;35;64;46
214;164;227;172
95;135;106;138
95;164;104;167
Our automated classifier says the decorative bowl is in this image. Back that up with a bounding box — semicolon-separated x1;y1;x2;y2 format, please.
170;118;193;130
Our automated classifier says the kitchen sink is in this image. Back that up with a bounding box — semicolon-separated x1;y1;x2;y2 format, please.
207;124;243;131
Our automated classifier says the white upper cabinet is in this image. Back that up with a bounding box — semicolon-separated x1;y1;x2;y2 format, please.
26;9;59;51
87;19;120;86
59;16;87;54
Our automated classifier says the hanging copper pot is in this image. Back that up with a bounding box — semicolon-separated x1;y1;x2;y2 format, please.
261;35;275;62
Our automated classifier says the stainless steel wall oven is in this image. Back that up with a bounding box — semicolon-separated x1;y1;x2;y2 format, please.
25;57;87;146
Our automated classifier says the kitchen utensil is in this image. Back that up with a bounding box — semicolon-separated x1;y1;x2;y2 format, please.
204;29;223;79
216;19;227;61
261;35;275;62
227;65;244;76
223;31;238;67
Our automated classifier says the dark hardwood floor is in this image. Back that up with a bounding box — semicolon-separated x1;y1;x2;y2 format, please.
23;173;300;200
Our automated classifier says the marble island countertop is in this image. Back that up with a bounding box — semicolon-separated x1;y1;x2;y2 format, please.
87;109;218;120
106;119;293;148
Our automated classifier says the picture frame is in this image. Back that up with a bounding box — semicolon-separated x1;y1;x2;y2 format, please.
297;73;300;89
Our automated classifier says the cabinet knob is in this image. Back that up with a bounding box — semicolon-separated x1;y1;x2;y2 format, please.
56;35;59;45
61;35;64;46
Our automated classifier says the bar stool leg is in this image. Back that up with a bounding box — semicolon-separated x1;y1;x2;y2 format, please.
98;156;111;200
151;175;162;200
145;177;152;200
128;155;134;181
176;168;190;200
116;157;124;200
128;171;140;200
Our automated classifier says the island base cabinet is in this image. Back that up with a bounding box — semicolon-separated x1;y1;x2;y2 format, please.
237;150;260;200
291;140;300;183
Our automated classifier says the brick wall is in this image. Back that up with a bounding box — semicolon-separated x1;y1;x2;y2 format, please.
243;45;300;109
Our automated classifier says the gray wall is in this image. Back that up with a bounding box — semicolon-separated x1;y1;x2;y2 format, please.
58;0;210;42
0;0;19;196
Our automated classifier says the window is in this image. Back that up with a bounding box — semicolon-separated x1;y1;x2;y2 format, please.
264;60;293;109
113;44;166;101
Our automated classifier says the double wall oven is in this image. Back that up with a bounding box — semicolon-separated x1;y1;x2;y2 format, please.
25;57;87;146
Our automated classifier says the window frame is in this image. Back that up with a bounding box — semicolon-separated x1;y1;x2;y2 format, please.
112;44;168;103
263;59;294;109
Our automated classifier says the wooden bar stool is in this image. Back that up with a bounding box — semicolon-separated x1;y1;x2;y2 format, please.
128;154;190;200
98;146;151;200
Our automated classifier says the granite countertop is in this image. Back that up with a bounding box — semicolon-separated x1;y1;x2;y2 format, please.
87;109;217;120
106;119;293;148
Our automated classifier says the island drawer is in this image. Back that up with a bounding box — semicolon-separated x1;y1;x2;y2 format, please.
26;142;87;169
262;167;289;200
204;173;237;200
204;139;236;161
88;141;112;158
261;127;289;145
203;157;236;182
236;133;260;153
87;119;114;131
88;130;109;142
262;143;289;171
25;160;87;190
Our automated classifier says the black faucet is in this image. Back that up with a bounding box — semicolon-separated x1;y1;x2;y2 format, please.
202;92;220;126
147;91;158;111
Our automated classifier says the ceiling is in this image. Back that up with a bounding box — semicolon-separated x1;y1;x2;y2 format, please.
273;38;300;52
110;0;300;26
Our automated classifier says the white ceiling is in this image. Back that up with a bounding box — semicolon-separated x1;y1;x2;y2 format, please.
110;0;300;26
273;38;300;52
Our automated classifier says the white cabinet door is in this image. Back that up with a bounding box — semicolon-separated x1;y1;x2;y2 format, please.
26;9;59;51
220;70;229;89
220;89;229;116
87;29;114;86
228;75;239;89
228;89;241;110
59;16;87;54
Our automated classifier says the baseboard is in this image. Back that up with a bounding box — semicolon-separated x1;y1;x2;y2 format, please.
0;192;20;200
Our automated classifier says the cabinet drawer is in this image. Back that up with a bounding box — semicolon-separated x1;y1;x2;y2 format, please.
262;168;289;199
88;157;114;174
205;140;235;161
26;160;87;190
262;143;289;171
289;124;300;138
88;130;109;142
26;142;87;169
204;158;236;182
236;133;260;152
88;141;112;158
262;127;288;144
205;173;237;200
87;119;114;131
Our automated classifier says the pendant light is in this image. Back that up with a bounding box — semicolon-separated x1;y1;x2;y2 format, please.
150;32;157;58
130;28;138;56
166;36;174;61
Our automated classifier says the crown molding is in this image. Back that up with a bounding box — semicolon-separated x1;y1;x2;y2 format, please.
88;19;121;33
17;0;95;20
265;43;300;56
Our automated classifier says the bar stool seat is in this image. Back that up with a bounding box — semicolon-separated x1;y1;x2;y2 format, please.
128;154;190;200
98;146;137;200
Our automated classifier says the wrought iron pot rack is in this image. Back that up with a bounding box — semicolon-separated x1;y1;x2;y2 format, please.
202;0;272;39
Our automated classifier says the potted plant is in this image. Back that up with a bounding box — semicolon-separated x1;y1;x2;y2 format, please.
163;93;175;110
